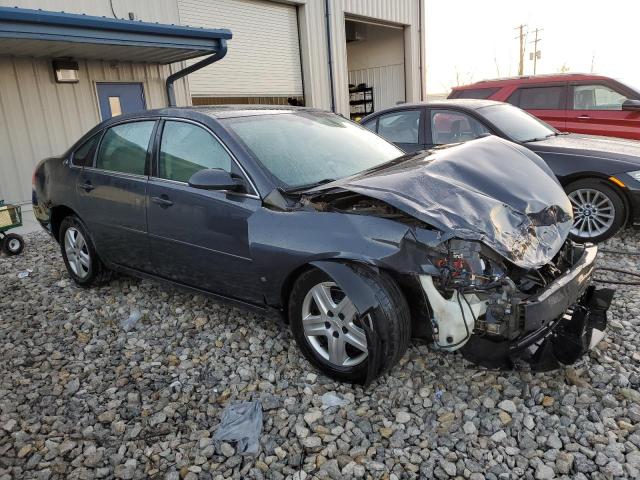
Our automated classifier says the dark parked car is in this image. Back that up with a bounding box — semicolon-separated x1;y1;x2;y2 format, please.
362;99;640;243
33;106;613;384
448;73;640;140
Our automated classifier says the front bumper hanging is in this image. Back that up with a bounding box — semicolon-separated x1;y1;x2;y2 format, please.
461;244;615;371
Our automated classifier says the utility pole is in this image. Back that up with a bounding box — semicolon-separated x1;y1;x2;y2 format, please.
514;24;527;76
529;27;543;75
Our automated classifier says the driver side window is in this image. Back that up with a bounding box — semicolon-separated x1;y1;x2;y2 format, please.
158;121;232;183
430;110;490;145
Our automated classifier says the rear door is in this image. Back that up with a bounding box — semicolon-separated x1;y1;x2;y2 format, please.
362;108;426;153
567;82;640;139
75;120;156;271
506;83;567;130
147;119;263;302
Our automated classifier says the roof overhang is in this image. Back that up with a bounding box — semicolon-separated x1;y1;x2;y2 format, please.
0;6;232;64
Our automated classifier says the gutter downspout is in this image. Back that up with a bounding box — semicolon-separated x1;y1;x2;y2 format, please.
166;39;228;107
324;0;336;112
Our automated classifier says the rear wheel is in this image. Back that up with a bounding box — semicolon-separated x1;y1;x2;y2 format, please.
288;267;410;383
565;179;625;243
59;215;110;287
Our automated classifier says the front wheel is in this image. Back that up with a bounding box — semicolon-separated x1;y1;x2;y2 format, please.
565;179;625;243
288;266;411;383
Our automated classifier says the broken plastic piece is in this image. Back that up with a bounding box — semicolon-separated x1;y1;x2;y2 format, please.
17;270;30;278
121;310;141;332
321;392;348;408
213;401;263;456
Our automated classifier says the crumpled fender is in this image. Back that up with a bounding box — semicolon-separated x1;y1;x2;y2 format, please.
310;260;386;386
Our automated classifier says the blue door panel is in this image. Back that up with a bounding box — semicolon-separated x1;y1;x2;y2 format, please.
97;83;146;121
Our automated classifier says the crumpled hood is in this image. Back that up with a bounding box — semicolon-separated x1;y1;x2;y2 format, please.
314;136;573;269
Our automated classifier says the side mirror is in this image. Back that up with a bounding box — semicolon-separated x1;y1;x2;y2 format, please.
622;99;640;111
188;168;245;192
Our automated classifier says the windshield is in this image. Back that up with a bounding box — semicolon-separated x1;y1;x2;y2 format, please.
478;103;557;142
617;78;640;97
222;111;403;189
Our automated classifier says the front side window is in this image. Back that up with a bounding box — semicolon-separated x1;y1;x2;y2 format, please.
72;133;101;167
377;110;421;144
223;112;402;189
430;110;490;145
508;86;564;109
159;121;232;183
573;84;628;110
96;121;155;175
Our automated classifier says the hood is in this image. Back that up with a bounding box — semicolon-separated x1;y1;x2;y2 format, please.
530;133;640;167
313;136;573;269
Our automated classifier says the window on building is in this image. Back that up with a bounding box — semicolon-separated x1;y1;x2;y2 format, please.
573;84;628;110
159;121;232;183
96;121;155;176
507;86;564;110
430;110;490;145
72;133;101;167
377;110;422;144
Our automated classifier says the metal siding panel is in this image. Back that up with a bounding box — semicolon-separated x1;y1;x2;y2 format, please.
348;63;405;111
179;0;302;97
0;55;189;204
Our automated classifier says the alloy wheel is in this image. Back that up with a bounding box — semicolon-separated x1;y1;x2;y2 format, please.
568;188;615;239
301;282;368;367
64;227;91;279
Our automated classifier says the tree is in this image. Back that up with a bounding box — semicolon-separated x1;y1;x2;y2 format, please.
558;63;570;73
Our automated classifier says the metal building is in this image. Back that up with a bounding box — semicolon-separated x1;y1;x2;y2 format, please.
0;0;425;204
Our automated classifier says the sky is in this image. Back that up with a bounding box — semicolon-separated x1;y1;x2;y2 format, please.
424;1;640;94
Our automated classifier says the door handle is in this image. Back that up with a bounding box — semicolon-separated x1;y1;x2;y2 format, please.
81;181;94;192
577;115;590;120
151;196;174;208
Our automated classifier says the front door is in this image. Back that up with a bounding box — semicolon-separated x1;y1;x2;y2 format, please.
96;83;146;121
147;119;263;302
76;120;156;271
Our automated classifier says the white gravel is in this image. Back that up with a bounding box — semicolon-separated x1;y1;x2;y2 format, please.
1;229;640;479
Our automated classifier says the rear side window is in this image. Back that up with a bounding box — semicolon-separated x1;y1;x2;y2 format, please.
96;121;155;176
72;133;101;167
158;121;233;183
450;87;500;99
507;86;564;109
377;110;422;144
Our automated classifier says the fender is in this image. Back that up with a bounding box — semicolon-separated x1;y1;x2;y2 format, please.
310;260;386;386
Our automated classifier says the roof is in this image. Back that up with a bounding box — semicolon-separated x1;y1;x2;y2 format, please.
365;99;503;115
0;6;232;63
453;73;610;89
187;104;325;119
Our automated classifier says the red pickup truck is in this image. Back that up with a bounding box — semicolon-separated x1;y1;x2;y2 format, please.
449;73;640;140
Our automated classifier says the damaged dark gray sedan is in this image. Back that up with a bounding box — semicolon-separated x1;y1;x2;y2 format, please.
32;106;614;384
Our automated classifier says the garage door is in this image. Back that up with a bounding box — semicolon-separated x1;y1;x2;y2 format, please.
178;0;303;98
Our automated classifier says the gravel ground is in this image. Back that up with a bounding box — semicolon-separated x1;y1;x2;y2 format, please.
1;230;640;480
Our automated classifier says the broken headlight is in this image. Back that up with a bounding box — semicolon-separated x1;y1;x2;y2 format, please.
433;239;505;291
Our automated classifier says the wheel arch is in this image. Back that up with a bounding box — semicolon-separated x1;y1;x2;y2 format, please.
50;205;79;242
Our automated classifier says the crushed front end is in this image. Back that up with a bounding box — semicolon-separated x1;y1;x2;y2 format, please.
420;239;614;371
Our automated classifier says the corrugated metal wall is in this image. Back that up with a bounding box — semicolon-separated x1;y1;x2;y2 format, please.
0;57;190;203
349;65;405;111
179;0;303;98
0;1;190;203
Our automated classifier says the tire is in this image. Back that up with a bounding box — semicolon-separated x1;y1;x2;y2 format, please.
2;233;24;256
59;215;111;287
565;178;625;243
288;266;411;383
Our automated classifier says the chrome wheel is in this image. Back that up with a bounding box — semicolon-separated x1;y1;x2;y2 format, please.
568;188;615;239
301;282;368;367
7;238;21;253
64;227;90;279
